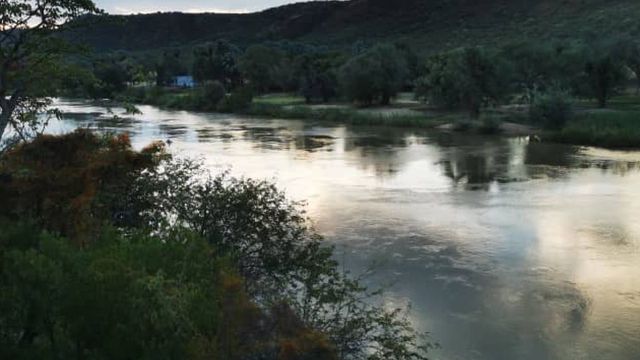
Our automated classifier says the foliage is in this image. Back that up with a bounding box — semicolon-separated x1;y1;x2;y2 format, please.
0;129;167;245
195;81;227;111
577;43;629;108
546;110;640;148
238;45;287;93
0;221;337;360
1;131;434;359
0;0;101;146
192;40;242;89
339;44;408;106
614;38;640;93
501;42;577;103
65;0;640;56
416;47;510;118
294;53;340;103
529;88;574;130
218;86;255;113
156;50;188;86
125;158;434;359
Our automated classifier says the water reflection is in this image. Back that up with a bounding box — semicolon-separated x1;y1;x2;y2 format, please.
51;100;640;360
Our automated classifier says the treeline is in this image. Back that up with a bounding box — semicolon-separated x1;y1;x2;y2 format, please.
67;37;640;128
0;130;434;359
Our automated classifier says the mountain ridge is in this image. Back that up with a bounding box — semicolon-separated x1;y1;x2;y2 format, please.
69;0;640;52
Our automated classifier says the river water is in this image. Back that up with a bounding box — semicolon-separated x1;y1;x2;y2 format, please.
51;100;640;360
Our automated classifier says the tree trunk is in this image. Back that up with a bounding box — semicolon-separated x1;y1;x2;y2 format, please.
0;95;19;142
0;109;10;141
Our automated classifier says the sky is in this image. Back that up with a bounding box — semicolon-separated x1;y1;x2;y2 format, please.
95;0;302;14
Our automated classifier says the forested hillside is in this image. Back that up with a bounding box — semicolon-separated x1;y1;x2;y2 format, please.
68;0;640;52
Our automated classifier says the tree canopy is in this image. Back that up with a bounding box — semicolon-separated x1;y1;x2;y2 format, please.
0;0;101;147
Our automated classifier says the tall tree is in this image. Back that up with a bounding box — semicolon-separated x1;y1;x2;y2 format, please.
416;47;510;118
581;44;628;108
0;0;101;146
339;44;407;106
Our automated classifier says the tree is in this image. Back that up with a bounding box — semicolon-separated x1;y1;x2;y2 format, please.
0;0;101;147
192;40;242;88
0;221;338;360
156;50;187;86
581;44;628;108
126;158;434;360
91;57;131;98
415;47;509;118
615;38;640;94
0;129;167;245
238;45;286;93
1;131;434;359
294;53;339;104
501;42;572;103
339;44;407;106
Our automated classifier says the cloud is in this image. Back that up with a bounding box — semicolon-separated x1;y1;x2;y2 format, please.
100;1;293;15
111;6;249;14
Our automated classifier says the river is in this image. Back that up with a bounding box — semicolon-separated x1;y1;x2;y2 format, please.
50;99;640;360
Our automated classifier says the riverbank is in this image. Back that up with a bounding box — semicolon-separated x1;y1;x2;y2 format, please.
118;88;640;149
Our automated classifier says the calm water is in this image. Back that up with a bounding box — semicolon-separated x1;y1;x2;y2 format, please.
51;99;640;360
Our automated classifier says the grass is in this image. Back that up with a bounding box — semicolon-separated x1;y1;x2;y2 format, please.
546;110;640;148
242;103;448;128
123;88;640;148
253;94;307;106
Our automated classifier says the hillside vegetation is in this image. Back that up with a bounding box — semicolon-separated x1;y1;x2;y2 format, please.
69;0;640;52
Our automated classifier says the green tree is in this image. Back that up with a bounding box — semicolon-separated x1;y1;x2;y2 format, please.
156;50;188;86
615;38;640;94
294;53;339;103
416;47;509;118
340;44;407;106
501;42;575;103
127;158;434;360
0;0;101;146
0;221;340;360
1;131;434;360
578;43;628;108
238;45;286;93
192;40;241;88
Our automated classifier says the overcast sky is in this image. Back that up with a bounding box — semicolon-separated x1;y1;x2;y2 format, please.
95;0;303;14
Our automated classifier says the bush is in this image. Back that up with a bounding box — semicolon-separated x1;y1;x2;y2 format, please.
529;88;573;129
1;132;434;360
196;80;226;111
0;222;336;360
218;86;254;113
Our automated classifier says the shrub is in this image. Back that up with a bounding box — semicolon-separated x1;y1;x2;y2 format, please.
218;86;254;113
529;88;573;130
196;80;226;111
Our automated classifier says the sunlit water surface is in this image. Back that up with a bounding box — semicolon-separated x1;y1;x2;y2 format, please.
49;100;640;360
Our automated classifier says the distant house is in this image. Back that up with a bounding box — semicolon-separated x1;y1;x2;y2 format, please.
172;75;196;88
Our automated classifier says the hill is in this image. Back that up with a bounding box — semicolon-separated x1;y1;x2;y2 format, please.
68;0;640;52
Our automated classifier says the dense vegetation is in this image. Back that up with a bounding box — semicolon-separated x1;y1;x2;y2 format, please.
64;33;640;148
0;130;434;359
65;0;640;52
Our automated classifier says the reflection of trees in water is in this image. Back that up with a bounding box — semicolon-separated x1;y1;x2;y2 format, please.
62;111;141;130
343;131;412;178
524;143;577;167
235;125;339;152
436;136;513;190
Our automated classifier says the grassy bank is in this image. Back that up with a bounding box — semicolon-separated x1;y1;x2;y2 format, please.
120;88;640;149
545;110;640;148
242;102;450;128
